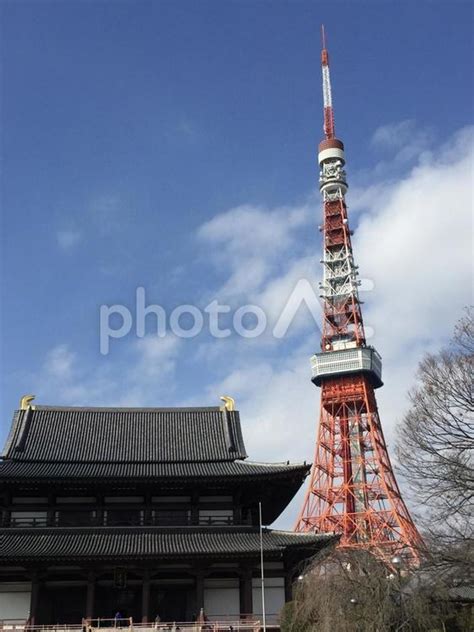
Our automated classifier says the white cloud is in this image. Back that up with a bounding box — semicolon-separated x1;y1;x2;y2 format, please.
356;125;473;361
194;124;474;527
197;203;313;299
30;124;473;530
56;228;82;251
55;193;127;256
89;194;125;234
34;336;182;408
371;119;433;156
43;344;76;379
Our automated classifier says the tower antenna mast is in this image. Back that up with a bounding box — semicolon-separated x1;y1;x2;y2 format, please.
321;24;335;140
295;29;423;564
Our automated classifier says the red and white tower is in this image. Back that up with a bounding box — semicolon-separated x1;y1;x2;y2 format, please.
295;29;423;563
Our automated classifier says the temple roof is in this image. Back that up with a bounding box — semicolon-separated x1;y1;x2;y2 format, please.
0;405;309;486
0;527;335;562
0;404;310;522
2;406;247;463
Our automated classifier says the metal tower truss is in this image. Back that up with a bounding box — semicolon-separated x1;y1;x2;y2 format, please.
295;30;423;564
297;375;423;560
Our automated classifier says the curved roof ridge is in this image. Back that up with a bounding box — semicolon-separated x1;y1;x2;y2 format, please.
244;460;307;467
30;405;222;412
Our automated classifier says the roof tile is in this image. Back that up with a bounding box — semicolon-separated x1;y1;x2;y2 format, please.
0;527;335;562
2;406;247;463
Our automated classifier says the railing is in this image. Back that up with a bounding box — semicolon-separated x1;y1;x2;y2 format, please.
9;517;48;527
0;624;83;632
0;619;272;632
5;516;239;528
197;516;234;526
0;621;30;632
84;620;264;632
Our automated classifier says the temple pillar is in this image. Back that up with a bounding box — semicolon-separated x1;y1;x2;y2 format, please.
47;491;55;526
143;491;152;526
239;569;253;616
141;570;150;623
284;571;293;602
3;490;11;527
195;571;205;612
191;489;199;525
29;571;40;625
86;571;95;618
233;489;242;524
96;492;104;526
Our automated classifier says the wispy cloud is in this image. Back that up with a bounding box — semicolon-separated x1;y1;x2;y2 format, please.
197;203;313;300
55;193;127;255
56;228;82;252
194;124;473;525
31;124;473;528
34;335;182;408
43;344;76;380
89;194;126;234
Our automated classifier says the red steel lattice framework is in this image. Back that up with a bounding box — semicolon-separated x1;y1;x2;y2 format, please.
295;29;423;563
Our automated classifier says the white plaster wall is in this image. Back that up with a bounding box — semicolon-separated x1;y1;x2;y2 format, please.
0;583;31;621
204;579;240;619
252;577;285;624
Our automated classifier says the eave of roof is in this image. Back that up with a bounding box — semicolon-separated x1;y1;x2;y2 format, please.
0;527;336;563
0;459;310;484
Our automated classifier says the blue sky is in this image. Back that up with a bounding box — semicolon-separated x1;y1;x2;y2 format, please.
1;1;472;524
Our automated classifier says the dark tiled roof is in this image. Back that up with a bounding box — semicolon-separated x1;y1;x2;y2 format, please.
2;406;247;463
0;459;310;483
0;527;334;562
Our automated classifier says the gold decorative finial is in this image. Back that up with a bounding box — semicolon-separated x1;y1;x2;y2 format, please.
220;395;236;412
20;394;35;410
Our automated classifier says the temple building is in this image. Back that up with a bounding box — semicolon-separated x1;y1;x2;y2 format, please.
0;397;335;625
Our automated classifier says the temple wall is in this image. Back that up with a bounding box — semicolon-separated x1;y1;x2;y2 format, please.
252;577;285;622
203;578;240;619
0;583;31;620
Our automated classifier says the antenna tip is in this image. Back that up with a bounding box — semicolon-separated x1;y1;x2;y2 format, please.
321;25;329;65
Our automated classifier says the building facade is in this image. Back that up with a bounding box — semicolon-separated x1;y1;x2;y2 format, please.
0;401;334;624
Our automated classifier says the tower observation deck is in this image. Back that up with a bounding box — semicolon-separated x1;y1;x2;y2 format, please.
295;29;423;564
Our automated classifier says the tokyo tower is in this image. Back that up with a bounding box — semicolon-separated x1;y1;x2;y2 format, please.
295;28;423;563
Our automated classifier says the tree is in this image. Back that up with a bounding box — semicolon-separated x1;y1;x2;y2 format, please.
396;308;474;582
280;548;456;632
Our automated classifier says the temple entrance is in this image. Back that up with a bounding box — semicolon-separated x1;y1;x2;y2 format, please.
37;585;86;624
151;585;194;622
95;584;141;620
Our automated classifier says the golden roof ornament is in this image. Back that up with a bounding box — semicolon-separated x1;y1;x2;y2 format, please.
19;394;35;410
220;395;236;412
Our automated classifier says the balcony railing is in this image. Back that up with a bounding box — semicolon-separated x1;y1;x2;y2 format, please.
5;512;239;528
0;618;275;632
9;517;48;527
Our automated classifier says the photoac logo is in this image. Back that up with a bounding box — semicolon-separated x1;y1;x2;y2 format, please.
99;280;377;354
99;281;330;354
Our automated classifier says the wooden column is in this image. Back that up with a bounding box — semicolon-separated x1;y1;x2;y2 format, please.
47;491;55;526
29;571;40;625
284;571;293;602
195;571;205;612
86;571;95;619
239;568;253;617
191;489;199;525
3;490;12;527
96;492;104;526
143;491;152;526
234;489;242;525
141;570;150;623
